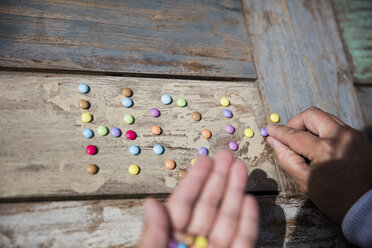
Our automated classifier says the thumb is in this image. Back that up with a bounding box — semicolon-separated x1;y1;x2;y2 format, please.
267;136;310;192
138;198;170;248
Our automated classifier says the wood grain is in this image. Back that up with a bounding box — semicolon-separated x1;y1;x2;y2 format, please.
356;86;372;127
0;0;256;79
0;195;353;248
0;72;280;199
333;0;372;84
243;0;364;130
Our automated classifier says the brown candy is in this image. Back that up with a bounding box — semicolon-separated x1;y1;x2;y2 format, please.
78;99;90;109
122;88;133;97
86;164;99;175
178;169;187;179
192;112;201;121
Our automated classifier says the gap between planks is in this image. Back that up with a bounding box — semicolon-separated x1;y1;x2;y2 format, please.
0;67;257;82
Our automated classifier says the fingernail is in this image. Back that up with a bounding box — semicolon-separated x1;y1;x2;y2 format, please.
266;123;276;129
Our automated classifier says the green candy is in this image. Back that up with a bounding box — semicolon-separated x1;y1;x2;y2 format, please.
176;98;187;107
123;114;134;124
97;125;108;136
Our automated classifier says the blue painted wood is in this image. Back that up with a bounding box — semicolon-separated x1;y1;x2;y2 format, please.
0;0;256;79
244;0;364;129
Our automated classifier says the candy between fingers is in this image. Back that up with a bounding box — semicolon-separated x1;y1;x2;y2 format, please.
260;127;269;137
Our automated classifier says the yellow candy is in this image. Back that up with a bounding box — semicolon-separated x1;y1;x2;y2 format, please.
220;97;230;107
194;235;208;248
191;158;197;165
244;128;254;138
81;112;92;123
270;113;280;123
128;164;140;175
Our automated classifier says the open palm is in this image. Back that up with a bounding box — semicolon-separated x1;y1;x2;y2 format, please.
139;150;259;248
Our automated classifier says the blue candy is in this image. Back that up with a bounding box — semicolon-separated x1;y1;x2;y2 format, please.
82;128;94;138
129;145;140;155
199;147;209;156
223;109;233;118
161;94;172;105
176;243;188;248
78;83;90;94
122;97;133;108
153;144;164;155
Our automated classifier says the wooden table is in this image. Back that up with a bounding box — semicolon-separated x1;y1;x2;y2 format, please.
0;1;364;247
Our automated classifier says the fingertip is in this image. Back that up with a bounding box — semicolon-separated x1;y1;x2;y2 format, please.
144;198;162;216
215;149;234;160
194;155;213;167
266;123;276;132
144;197;156;206
266;123;287;138
214;149;235;169
189;155;213;177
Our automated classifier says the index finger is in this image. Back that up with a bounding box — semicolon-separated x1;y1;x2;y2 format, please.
266;123;320;160
287;107;342;137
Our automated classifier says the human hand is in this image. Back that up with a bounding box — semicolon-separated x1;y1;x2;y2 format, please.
266;107;372;224
138;150;259;248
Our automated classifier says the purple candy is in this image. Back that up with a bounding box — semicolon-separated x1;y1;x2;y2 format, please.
229;141;239;151
110;127;121;137
150;108;160;117
199;147;209;156
223;109;233;118
225;124;235;134
168;239;178;248
260;127;268;137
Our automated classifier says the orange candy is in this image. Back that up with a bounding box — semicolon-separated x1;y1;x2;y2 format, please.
165;160;176;170
201;129;212;139
151;126;162;135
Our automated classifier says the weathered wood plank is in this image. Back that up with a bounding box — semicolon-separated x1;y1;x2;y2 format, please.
333;0;372;84
0;195;353;247
0;0;256;79
0;72;280;199
356;86;372;127
243;0;364;130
